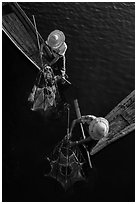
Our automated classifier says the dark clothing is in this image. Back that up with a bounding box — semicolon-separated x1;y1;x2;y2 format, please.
41;42;65;77
51;55;65;76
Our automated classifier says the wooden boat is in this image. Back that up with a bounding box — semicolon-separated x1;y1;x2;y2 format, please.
2;2;48;70
90;90;135;155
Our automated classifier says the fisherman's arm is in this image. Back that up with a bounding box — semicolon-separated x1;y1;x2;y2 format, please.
71;136;92;146
80;115;96;124
57;43;67;77
60;44;67;76
69;115;96;140
60;55;66;77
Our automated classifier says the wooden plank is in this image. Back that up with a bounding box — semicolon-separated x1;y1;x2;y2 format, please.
2;2;49;70
90;90;135;155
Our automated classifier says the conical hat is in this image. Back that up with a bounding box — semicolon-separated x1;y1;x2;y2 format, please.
89;117;109;140
47;30;65;49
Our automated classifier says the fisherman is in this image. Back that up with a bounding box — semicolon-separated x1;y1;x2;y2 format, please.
40;30;67;81
69;115;109;146
40;30;70;108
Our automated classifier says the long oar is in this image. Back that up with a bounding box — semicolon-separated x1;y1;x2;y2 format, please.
74;99;92;168
32;15;44;68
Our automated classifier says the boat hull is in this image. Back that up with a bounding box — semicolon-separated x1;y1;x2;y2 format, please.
90;90;135;155
2;2;49;70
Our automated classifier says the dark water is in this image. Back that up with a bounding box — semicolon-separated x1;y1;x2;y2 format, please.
3;2;135;202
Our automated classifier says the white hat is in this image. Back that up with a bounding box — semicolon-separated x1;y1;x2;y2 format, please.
89;117;109;140
47;30;65;49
